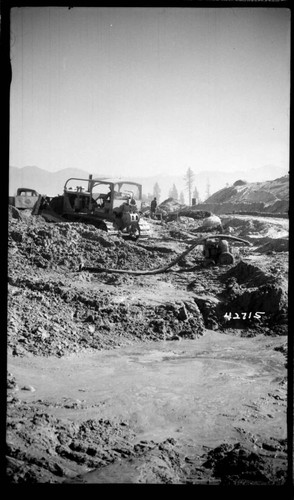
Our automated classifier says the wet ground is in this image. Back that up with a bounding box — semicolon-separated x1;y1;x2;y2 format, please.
6;209;289;485
7;330;288;485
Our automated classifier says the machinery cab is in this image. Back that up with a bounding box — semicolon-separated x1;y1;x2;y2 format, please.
89;179;142;233
62;180;91;214
14;188;39;209
61;177;142;216
55;176;143;236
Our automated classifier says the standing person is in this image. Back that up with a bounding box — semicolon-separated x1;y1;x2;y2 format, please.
150;197;157;218
74;195;81;212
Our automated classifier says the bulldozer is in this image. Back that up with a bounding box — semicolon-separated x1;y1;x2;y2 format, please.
34;175;150;239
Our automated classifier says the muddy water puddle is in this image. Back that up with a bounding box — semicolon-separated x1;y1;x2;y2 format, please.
8;330;287;452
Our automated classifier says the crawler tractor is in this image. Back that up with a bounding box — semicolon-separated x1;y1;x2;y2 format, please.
35;176;150;239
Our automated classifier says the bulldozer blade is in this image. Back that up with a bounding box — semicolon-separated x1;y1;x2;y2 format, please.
138;219;151;238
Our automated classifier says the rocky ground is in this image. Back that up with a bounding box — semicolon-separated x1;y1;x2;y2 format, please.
6;206;289;486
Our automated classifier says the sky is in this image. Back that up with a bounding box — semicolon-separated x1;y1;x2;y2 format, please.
10;7;291;178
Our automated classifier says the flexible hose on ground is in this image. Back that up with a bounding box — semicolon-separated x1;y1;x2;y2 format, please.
79;234;251;275
202;234;252;245
80;238;202;275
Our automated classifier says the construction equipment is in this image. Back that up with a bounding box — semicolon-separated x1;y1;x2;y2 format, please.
202;234;251;265
36;176;150;239
9;188;40;210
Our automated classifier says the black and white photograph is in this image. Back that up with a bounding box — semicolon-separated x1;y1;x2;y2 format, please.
5;3;291;486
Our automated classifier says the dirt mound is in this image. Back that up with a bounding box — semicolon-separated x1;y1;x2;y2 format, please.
267;199;289;213
255;238;288;253
158;198;211;220
8;216;206;357
233;179;248;186
202;440;287;485
8;205;22;220
8;218;171;273
158;197;184;213
206;175;289;206
8;275;204;357
190;260;288;334
6;397;137;483
221;216;289;245
166;209;211;222
166;217;205;238
6;391;187;484
224;260;274;287
223;261;288;328
227;284;288;330
65;438;183;484
199;176;289;215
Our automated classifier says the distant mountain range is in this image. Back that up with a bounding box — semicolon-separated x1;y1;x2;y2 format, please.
9;164;288;202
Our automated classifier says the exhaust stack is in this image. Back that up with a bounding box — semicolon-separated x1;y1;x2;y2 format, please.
88;174;93;193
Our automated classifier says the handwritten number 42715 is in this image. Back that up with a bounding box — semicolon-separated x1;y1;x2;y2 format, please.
224;312;265;321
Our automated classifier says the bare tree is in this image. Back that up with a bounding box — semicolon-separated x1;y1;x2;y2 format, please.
153;182;161;202
184;167;195;206
169;183;178;200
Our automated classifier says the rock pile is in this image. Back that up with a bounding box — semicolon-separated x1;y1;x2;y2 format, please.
202;439;287;485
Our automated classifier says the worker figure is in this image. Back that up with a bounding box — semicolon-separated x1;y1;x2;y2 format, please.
100;189;111;209
105;189;111;202
150;197;157;218
74;195;81;212
130;196;137;212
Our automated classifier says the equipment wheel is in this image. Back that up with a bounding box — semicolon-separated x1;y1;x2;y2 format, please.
129;223;140;240
218;252;234;265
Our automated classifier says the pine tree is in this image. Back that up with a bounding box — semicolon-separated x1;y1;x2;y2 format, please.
169;183;178;200
153;182;161;202
184;167;195;206
179;191;185;204
192;186;199;204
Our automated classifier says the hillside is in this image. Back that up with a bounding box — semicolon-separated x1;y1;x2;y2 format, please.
202;175;289;213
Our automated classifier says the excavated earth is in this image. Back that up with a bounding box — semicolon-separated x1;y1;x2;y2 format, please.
6;207;289;486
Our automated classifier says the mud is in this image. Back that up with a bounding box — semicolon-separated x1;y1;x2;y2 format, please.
7;333;288;485
6;209;289;485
